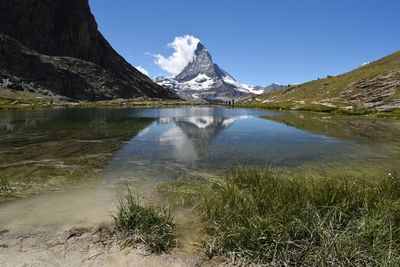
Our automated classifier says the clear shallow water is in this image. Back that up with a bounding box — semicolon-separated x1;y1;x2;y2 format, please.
1;107;400;231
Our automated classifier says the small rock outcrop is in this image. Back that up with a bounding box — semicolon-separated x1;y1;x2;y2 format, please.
341;71;400;110
0;0;176;100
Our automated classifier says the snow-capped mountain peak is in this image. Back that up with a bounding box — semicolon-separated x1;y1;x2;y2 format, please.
156;41;283;102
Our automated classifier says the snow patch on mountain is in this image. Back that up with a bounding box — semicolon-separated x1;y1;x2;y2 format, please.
185;74;215;90
155;36;284;102
221;74;265;95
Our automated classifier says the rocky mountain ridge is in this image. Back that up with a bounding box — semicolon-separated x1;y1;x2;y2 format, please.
0;0;176;101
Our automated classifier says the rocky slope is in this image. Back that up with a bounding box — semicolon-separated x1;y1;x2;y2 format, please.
251;51;400;111
253;83;285;93
0;0;176;100
341;70;400;110
156;42;278;102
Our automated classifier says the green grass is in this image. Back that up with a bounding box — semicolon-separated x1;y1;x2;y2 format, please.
240;101;382;120
0;177;11;192
295;103;337;112
376;109;400;120
0;92;206;110
0;177;15;201
239;101;295;111
239;101;376;114
114;188;176;254
249;50;400;110
396;85;400;98
199;167;400;266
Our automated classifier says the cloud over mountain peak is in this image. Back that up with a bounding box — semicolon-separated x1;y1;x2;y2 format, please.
154;35;200;76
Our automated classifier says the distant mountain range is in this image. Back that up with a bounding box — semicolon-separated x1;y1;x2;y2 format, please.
0;0;176;101
156;42;284;102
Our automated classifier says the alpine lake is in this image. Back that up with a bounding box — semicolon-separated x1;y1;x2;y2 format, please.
1;106;399;249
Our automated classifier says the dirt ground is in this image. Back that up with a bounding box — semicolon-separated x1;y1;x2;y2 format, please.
0;187;220;266
0;225;209;267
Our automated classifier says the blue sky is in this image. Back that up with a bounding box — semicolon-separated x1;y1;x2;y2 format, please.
89;0;400;85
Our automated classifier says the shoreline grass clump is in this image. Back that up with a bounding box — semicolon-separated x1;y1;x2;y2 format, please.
0;177;14;200
114;188;176;254
0;177;11;192
200;167;400;266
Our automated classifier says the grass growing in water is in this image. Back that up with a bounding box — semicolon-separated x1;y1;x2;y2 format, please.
0;177;10;191
0;178;13;199
114;188;176;254
200;167;400;265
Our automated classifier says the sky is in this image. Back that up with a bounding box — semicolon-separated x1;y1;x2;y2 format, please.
89;0;400;86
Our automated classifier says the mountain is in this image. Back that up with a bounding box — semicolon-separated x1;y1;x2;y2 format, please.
253;83;286;93
0;0;176;101
249;51;400;111
156;42;277;102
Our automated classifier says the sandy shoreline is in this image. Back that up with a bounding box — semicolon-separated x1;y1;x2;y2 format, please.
0;225;207;267
0;185;213;266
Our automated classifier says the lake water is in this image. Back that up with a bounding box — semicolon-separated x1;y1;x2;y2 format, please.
1;106;400;233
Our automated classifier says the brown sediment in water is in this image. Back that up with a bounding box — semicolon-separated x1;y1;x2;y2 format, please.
0;187;114;233
0;186;206;266
0;166;211;265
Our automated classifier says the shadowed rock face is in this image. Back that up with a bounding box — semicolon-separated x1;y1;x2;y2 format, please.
0;0;176;100
175;43;227;83
0;35;137;100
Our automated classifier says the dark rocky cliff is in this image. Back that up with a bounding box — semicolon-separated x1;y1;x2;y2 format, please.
0;0;176;100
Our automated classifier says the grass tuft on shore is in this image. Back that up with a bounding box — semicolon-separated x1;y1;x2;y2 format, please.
0;177;14;200
0;177;10;191
200;167;400;265
114;188;176;254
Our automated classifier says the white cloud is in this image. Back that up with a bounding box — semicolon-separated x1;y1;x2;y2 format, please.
154;35;200;76
136;66;150;77
358;62;370;68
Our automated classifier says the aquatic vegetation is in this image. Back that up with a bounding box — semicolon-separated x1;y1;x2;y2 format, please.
0;177;17;201
156;171;219;207
199;167;400;265
0;177;11;192
0;109;155;203
114;188;176;254
265;110;400;145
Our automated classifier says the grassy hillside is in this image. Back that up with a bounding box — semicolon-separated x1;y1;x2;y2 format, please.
246;50;400;112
